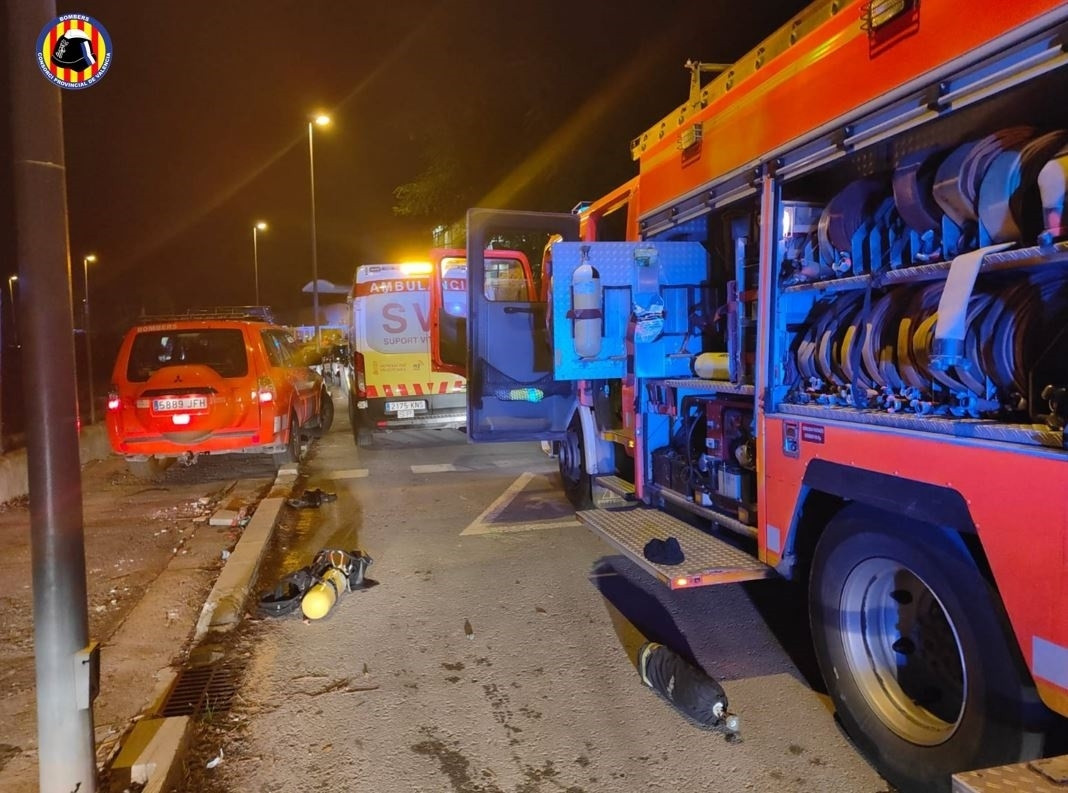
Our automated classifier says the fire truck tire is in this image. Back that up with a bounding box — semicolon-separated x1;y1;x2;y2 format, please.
809;504;1047;793
559;416;592;509
273;411;302;465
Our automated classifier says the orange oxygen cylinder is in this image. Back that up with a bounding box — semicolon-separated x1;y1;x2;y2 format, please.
569;245;603;358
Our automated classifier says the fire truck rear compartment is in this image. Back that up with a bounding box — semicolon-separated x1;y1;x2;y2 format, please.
653;65;1068;444
777;71;1068;436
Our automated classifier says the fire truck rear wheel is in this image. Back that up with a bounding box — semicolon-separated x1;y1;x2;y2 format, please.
559;416;592;509
809;504;1048;793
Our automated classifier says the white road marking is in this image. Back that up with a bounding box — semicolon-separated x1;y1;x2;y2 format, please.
461;471;579;536
329;468;370;479
492;458;542;468
411;463;462;473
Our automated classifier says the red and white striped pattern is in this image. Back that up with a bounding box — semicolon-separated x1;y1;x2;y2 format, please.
365;380;465;398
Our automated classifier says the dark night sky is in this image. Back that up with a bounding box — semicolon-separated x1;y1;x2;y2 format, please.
4;0;811;334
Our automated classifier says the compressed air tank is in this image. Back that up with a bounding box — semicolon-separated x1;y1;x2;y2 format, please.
569;246;603;358
301;565;348;620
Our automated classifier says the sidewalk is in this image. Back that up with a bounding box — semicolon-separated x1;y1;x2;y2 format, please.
0;422;291;793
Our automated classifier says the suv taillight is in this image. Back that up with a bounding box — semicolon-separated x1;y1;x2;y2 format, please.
256;375;276;404
107;385;120;411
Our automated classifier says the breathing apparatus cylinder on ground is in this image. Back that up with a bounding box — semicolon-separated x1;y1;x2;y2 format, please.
568;245;603;358
638;641;739;733
301;565;348;619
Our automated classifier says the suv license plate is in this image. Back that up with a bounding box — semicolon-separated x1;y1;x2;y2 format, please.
152;396;208;412
385;400;426;413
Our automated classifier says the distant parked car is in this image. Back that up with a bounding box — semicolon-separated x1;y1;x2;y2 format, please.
322;343;348;386
106;308;333;480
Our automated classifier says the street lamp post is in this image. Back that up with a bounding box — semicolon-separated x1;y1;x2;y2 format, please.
307;113;330;349
252;221;267;305
7;275;18;346
82;255;97;424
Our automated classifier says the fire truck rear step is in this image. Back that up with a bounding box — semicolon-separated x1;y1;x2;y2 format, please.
592;475;636;508
576;507;772;589
952;755;1068;792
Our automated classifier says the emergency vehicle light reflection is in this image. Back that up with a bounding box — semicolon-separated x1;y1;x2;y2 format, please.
399;262;433;276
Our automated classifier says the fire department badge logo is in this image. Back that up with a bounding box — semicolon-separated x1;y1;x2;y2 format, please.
36;14;112;90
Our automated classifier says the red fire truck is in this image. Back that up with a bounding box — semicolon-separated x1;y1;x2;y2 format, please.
433;1;1068;790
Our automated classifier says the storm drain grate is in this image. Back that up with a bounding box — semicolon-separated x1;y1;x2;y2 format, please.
159;663;243;718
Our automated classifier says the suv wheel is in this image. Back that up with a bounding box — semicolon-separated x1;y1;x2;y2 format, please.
318;388;335;433
273;411;301;465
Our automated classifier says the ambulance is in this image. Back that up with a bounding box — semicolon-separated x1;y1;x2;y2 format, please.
346;249;536;446
346;261;467;446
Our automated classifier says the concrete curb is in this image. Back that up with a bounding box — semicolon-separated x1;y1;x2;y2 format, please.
106;466;295;790
193;493;288;641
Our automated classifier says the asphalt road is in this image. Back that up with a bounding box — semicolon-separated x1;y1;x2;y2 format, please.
172;407;892;792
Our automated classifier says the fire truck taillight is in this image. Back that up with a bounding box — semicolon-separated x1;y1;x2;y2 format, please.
256;376;275;404
675;577;689;587
107;387;120;411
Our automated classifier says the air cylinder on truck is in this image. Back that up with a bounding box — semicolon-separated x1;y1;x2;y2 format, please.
568;245;603;358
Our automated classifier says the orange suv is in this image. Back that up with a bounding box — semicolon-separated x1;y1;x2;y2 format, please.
106;308;333;479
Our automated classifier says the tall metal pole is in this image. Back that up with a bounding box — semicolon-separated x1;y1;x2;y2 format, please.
8;1;97;790
0;293;5;452
307;120;320;349
8;275;18;345
252;221;267;306
253;224;261;305
83;256;95;425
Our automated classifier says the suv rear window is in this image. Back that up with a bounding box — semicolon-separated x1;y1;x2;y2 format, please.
126;329;249;382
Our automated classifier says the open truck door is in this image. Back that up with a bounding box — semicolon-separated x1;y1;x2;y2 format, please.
429;245;541;378
462;209;579;442
428;248;469;378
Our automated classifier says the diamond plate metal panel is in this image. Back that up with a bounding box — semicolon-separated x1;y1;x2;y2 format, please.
953;756;1068;792
663;379;756;397
576;507;770;588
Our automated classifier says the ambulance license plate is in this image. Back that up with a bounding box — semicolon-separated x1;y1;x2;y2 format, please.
386;400;425;414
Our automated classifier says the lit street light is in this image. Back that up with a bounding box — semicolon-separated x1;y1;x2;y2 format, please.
7;275;17;346
307;112;330;349
83;255;97;424
252;221;268;305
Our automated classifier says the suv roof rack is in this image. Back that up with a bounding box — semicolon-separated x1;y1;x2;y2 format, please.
138;306;276;323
